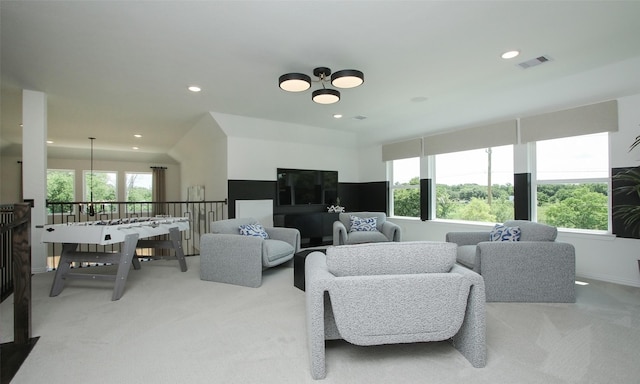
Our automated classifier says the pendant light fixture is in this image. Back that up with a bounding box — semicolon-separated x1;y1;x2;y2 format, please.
279;66;364;105
88;137;96;216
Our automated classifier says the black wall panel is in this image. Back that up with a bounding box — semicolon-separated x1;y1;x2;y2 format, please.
513;173;531;220
227;180;276;218
228;180;389;218
420;178;432;221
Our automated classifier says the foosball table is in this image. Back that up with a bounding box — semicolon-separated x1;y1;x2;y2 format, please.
41;216;190;301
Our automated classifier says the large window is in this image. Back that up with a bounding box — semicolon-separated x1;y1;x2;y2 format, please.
435;145;514;223
47;169;75;214
125;172;153;213
84;170;117;213
390;157;420;217
535;132;609;231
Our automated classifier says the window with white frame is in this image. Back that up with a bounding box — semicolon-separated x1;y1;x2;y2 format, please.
125;172;153;214
47;169;75;214
390;157;420;217
434;145;514;223
535;132;609;231
83;170;118;214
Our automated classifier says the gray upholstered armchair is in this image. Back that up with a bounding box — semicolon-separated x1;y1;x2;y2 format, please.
200;217;300;288
332;211;401;246
446;220;576;303
305;241;486;380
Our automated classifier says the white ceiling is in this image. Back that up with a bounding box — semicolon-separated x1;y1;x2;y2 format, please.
2;1;640;162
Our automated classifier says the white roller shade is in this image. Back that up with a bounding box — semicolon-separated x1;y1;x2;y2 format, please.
423;120;517;156
520;100;618;143
382;138;423;161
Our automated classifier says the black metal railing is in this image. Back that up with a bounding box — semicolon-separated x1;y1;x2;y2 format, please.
45;199;227;270
0;202;38;383
1;204;19;302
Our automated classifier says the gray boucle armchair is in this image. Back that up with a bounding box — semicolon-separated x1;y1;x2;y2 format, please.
446;220;576;303
200;217;300;288
305;241;486;380
332;211;401;246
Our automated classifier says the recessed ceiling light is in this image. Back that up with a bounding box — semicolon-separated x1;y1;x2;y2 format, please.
501;50;520;59
188;86;201;92
575;280;589;286
46;140;54;144
333;114;343;119
132;146;139;150
134;134;142;138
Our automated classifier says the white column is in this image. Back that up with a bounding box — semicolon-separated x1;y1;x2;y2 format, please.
22;90;48;273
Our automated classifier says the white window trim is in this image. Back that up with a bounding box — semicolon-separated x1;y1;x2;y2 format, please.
388;158;421;218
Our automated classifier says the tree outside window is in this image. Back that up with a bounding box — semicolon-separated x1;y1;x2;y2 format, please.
536;133;609;231
125;172;153;214
435;145;514;223
84;170;117;213
390;157;420;217
47;169;75;214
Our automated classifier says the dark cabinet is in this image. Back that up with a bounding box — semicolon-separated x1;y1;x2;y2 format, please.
274;212;339;246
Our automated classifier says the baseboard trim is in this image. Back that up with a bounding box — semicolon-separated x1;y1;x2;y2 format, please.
577;271;640;288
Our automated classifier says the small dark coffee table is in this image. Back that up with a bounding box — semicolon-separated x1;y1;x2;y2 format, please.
293;248;326;291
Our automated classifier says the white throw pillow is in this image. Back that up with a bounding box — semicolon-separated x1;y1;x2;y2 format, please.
349;216;377;232
238;223;269;239
489;224;521;242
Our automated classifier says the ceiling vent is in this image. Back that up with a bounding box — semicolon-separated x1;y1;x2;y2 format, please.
353;115;367;120
518;55;553;69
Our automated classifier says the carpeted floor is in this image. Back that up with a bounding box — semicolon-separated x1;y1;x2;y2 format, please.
2;256;640;384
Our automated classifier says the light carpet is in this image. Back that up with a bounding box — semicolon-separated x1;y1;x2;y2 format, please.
2;256;640;384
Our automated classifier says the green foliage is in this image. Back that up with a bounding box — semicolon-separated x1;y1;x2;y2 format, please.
127;187;152;202
126;185;152;213
434;183;514;223
376;172;608;230
393;181;609;230
542;187;608;230
47;170;74;213
612;167;640;236
393;188;420;217
85;172;116;201
490;198;515;223
631;135;640;152
436;185;454;218
536;183;607;207
457;197;496;222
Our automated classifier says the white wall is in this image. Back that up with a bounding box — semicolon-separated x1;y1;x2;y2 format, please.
226;136;359;182
357;145;386;182
0;155;22;203
611;94;640;166
212;112;361;182
169;112;227;202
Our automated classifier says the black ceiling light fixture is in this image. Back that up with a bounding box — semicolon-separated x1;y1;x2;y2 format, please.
279;67;364;105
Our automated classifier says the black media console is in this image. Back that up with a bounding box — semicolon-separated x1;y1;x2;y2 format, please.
274;212;339;247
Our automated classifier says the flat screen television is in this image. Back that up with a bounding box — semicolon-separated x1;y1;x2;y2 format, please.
277;168;338;206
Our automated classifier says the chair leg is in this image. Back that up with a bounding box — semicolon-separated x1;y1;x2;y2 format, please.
452;284;487;368
307;287;327;379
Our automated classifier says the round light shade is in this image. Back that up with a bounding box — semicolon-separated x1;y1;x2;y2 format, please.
312;88;340;104
279;73;311;92
331;69;364;89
